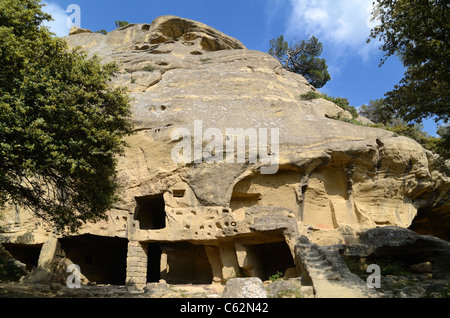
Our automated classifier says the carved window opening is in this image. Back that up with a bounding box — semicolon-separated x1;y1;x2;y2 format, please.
135;194;166;230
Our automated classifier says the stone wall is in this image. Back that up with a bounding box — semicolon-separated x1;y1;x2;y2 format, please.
125;241;148;290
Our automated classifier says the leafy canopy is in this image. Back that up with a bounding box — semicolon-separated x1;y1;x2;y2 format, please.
269;35;331;89
368;0;449;160
359;98;447;158
358;98;394;125
368;0;449;125
0;0;133;232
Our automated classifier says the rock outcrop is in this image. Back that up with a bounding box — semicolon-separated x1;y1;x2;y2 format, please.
0;16;448;297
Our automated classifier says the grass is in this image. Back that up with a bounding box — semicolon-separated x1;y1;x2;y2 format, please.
200;57;212;63
337;117;365;126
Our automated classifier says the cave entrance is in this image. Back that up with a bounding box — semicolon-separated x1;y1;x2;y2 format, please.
135;194;166;230
409;207;450;241
146;243;162;283
162;243;213;284
246;241;296;281
2;243;43;271
59;234;128;285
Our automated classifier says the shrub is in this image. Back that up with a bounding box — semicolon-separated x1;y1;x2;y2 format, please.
322;94;358;119
300;91;321;100
269;271;285;282
338;117;365;126
299;92;358;119
142;64;155;72
372;123;442;154
0;259;27;282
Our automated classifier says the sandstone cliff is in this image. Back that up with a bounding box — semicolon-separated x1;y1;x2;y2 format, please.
0;16;448;296
64;16;449;241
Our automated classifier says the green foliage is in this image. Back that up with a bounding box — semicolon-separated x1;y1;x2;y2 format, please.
370;256;413;277
115;20;129;28
368;0;449;131
299;91;321;100
269;35;331;88
299;92;358;118
358;98;393;125
368;1;449;160
426;283;450;298
0;0;133;232
358;98;448;159
338;117;365;126
383;123;441;153
141;64;155;72
96;19;130;34
302;91;445;157
200;57;212;63
269;271;285;282
435;125;450;159
0;259;28;282
322;94;358;119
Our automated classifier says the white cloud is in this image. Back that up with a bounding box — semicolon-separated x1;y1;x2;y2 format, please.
264;0;286;24
41;1;71;37
285;0;380;61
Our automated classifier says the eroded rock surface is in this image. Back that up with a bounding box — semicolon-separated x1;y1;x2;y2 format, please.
0;16;448;297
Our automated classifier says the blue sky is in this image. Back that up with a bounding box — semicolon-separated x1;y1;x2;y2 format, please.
40;0;439;136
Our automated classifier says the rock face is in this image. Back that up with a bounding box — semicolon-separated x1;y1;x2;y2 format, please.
0;16;449;297
222;277;268;298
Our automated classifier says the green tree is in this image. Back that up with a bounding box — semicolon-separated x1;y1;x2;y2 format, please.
382;122;441;155
368;1;449;129
436;124;450;159
0;0;133;232
269;35;331;88
358;99;443;156
115;20;129;28
358;98;393;124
